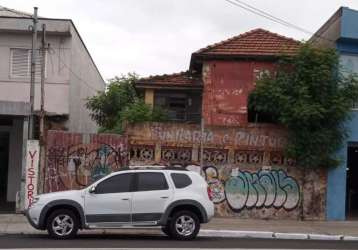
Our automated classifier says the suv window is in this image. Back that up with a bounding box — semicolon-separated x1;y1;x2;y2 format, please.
95;173;133;194
171;173;192;188
136;172;168;191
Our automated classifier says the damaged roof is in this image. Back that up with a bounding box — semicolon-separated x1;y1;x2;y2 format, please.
136;71;202;90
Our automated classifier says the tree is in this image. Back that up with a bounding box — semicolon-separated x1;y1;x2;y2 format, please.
249;43;358;169
86;73;167;133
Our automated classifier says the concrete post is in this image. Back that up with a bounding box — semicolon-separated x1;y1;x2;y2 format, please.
17;117;28;212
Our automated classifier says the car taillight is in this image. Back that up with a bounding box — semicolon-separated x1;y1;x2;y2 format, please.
207;186;213;201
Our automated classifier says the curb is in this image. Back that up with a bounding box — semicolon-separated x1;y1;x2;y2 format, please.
2;225;358;241
199;229;358;241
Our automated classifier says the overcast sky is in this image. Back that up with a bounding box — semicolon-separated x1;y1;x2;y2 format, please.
2;0;358;81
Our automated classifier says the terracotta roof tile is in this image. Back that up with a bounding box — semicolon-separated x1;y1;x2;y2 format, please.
136;71;202;88
195;28;301;57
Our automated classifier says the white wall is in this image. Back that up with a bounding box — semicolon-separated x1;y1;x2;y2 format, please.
0;33;71;115
67;26;105;133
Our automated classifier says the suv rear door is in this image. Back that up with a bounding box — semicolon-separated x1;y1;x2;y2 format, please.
131;171;172;225
84;172;134;227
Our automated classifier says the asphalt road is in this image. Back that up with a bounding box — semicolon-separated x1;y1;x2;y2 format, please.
0;234;358;249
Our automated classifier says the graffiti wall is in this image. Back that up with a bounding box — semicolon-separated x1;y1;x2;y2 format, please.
44;131;128;193
126;122;326;220
202;165;322;220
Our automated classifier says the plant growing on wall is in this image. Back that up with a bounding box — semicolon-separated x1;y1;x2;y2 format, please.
249;43;358;169
86;73;167;133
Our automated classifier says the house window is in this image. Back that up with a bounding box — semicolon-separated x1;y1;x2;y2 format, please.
167;97;187;121
154;93;188;121
10;48;46;78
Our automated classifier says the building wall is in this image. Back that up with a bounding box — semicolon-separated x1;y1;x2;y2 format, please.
126;122;326;220
202;61;275;127
326;53;358;220
67;26;105;134
0;32;71;115
0;18;104;131
309;8;341;47
341;7;358;40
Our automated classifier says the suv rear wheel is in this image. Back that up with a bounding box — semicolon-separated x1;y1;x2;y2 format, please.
46;209;79;239
168;210;200;240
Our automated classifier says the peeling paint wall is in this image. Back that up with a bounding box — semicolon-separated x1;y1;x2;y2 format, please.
44;131;128;193
202;61;275;126
126;122;326;220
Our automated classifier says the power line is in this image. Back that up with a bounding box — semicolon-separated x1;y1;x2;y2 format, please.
223;0;334;43
230;0;313;35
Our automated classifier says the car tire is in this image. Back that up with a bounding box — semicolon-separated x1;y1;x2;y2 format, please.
168;210;200;240
46;209;79;239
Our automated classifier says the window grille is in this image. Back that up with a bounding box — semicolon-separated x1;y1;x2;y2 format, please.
10;48;46;78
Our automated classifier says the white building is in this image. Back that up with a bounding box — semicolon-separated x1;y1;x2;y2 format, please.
0;6;105;212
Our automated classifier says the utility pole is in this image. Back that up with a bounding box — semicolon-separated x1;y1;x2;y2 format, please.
39;23;47;194
29;7;38;139
200;117;205;173
40;23;46;143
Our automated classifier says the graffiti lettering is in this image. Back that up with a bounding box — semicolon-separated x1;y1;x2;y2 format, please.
225;169;300;211
150;125;286;149
203;166;300;211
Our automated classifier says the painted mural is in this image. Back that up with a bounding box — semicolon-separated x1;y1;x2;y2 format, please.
44;131;128;193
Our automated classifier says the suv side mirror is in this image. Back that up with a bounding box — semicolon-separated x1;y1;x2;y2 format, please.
89;185;96;194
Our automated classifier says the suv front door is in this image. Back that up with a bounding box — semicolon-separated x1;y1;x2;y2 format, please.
84;173;134;227
131;172;172;225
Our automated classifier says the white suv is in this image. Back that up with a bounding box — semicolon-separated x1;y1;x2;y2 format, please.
25;167;215;240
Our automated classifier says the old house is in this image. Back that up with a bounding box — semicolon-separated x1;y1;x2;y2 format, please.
128;29;327;220
0;6;104;212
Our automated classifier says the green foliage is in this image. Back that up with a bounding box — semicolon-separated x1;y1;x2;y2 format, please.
249;43;358;168
119;100;168;124
86;73;168;133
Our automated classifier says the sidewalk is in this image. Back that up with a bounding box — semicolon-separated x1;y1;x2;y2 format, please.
2;214;358;239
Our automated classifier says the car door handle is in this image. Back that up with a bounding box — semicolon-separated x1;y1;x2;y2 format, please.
160;196;169;199
121;198;130;201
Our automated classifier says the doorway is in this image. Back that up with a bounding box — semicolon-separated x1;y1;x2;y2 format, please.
347;143;358;218
0;132;11;212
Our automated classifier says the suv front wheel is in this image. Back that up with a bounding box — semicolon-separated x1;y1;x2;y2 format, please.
46;209;79;239
168;210;200;240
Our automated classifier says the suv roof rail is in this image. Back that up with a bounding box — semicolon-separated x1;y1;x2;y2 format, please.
117;166;189;171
